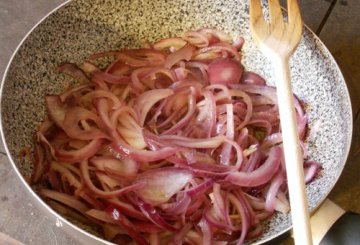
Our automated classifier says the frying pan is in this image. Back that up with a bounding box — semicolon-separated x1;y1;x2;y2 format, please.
0;0;352;244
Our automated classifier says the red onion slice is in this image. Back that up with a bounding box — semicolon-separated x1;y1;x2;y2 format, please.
164;43;195;69
40;189;89;214
86;209;117;224
241;71;266;85
135;167;193;206
208;58;243;85
58;63;89;84
80;160;144;198
91;156;139;177
153;37;187;51
56;139;104;163
62;107;109;140
45;95;67;129
225;146;282;187
138;201;177;231
136;88;174;126
107;199;146;221
106;206;149;245
110;138;178;162
265;172;285;212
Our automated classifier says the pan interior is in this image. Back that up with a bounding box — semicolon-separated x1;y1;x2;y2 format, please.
0;0;352;243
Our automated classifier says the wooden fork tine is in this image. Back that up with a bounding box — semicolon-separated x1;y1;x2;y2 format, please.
250;0;266;26
268;0;283;24
287;0;302;24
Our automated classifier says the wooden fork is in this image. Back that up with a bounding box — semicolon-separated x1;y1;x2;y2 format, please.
249;0;312;244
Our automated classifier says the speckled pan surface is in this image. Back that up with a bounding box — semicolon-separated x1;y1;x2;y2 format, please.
0;0;352;244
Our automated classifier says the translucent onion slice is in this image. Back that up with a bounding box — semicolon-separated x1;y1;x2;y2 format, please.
225;146;282;187
90;156;139;177
135;167;193;206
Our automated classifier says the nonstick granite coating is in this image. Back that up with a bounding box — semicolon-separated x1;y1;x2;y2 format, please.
0;0;352;244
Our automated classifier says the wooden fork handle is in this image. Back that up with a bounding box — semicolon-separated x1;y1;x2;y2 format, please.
274;56;313;245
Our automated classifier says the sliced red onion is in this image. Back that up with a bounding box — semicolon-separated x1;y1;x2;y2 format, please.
110;138;178;162
274;195;290;214
153;37;187;51
86;209;117;224
200;90;216;137
47;168;63;192
92;70;131;85
78;191;105;210
244;193;266;210
142;67;176;87
183;31;209;47
199;218;212;245
56;139;104;163
131;221;163;234
212;183;226;221
226;146;282;187
33;28;318;244
58;63;89;84
171;223;193;244
40;189;89;214
117;49;166;67
247;119;272;136
136;88;174;126
45;95;67;129
31;143;47;183
138;201;177;231
80;89;122;109
135;167;193;206
107;199;146;221
116;113;147;150
204;209;232;231
229;89;253;130
91;156;139;177
162;87;196;134
51;161;81;189
159;135;225;148
96;99;120;140
265;172;285;212
198;28;232;43
59;83;93;102
208;58;243;85
96;172;124;189
243;144;261;173
220;104;235;165
187;61;209;84
106;206;149;245
106;60;131;76
185;179;214;197
227;193;249;245
304;161;321;184
161;193;191;215
174;67;188;81
241;71;266;85
196;44;241;61
261;132;282;149
62;107;109;140
80;160;144;198
164;44;195;69
233;37;245;50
